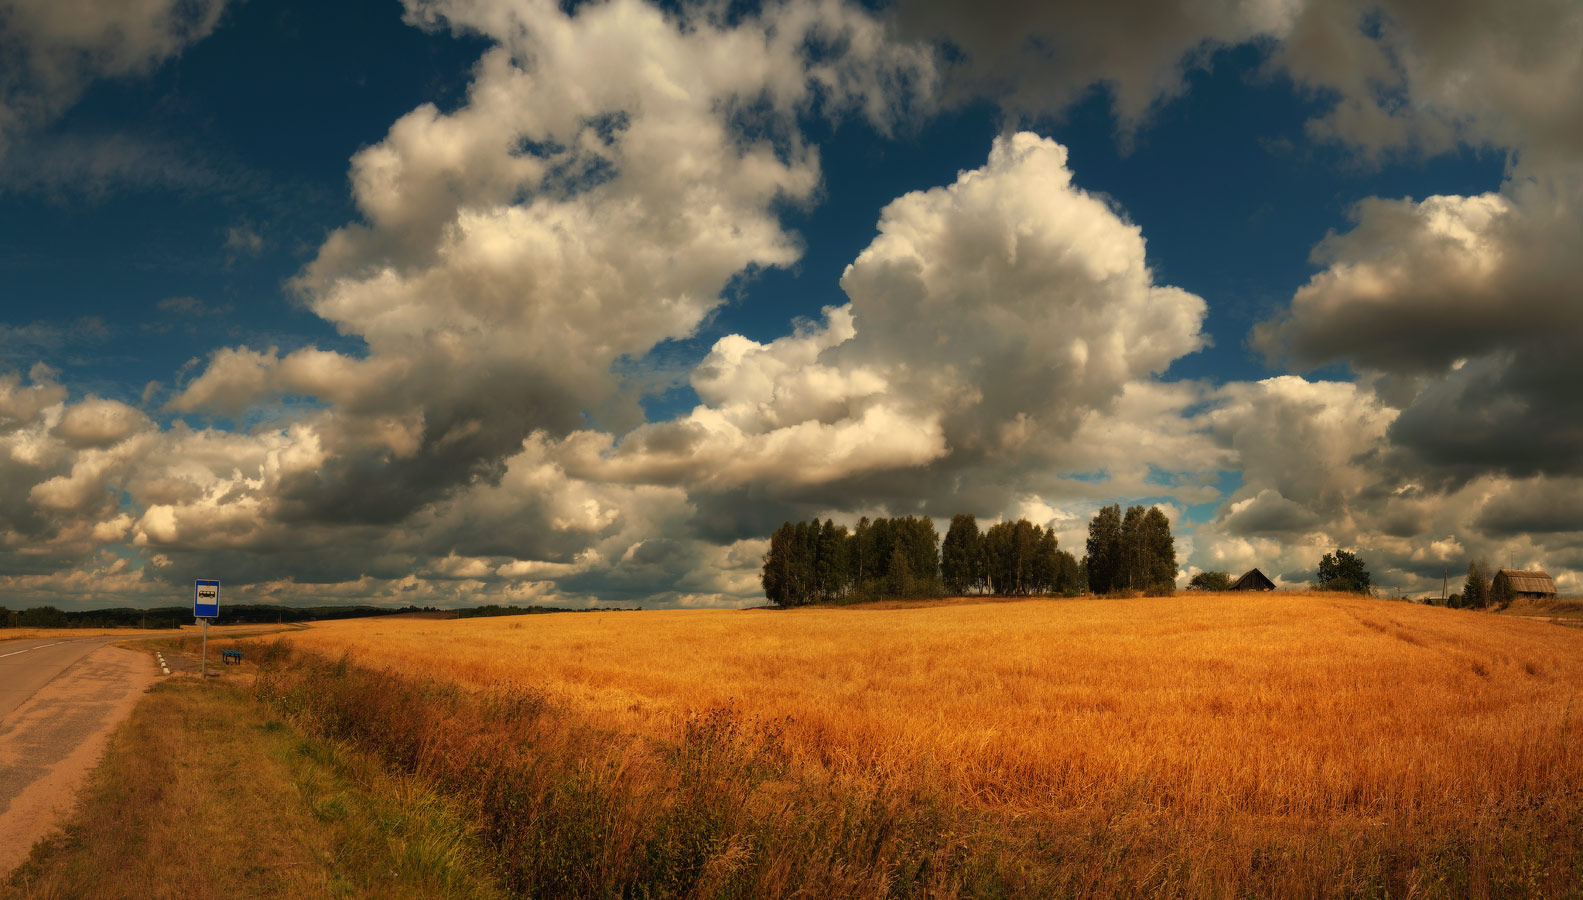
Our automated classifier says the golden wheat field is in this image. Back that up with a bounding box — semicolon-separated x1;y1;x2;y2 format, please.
0;626;172;642
288;592;1582;834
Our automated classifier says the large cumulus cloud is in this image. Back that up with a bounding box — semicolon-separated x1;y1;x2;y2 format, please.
163;0;933;530
557;132;1216;530
889;0;1583;597
14;0;1583;608
1256;172;1583;479
1151;0;1583;593
1195;168;1583;589
4;0;941;608
3;125;1224;609
1233;131;1583;590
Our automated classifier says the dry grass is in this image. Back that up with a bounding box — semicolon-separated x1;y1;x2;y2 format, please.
256;591;1583;897
286;592;1581;821
0;627;172;643
1503;598;1583;625
0;621;284;644
3;677;505;900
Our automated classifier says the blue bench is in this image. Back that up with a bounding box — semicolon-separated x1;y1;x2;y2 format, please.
221;649;243;665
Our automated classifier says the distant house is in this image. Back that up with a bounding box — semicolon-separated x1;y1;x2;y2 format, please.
1492;569;1557;601
1231;568;1275;591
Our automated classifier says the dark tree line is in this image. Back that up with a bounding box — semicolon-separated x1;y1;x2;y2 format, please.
0;605;183;628
0;603;443;628
940;514;1083;596
762;513;1089;607
761;516;942;606
1085;504;1176;594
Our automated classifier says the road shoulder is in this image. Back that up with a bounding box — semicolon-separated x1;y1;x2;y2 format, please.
0;644;155;877
3;679;504;900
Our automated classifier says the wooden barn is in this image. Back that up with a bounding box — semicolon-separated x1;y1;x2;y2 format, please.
1492;569;1557;600
1231;568;1275;591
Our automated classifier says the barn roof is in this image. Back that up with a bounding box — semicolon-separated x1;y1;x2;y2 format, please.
1231;568;1275;591
1495;569;1557;594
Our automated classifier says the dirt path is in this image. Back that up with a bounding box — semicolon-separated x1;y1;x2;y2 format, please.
0;643;156;876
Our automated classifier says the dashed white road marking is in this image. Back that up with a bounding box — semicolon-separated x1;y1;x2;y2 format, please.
0;641;71;660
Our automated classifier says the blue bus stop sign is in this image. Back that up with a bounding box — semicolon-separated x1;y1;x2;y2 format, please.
194;580;219;619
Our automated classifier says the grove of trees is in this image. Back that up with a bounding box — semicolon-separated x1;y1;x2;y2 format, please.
762;513;1087;607
940;514;1083;596
11;605;68;627
1316;549;1373;594
761;516;943;607
1085;504;1176;594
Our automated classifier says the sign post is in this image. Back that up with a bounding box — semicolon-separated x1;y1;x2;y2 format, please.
194;580;219;678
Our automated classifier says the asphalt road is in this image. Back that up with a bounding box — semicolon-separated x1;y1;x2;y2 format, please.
0;636;158;875
0;637;134;719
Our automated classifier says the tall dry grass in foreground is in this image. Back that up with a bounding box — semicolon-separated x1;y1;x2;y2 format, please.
4;679;504;900
253;592;1583;897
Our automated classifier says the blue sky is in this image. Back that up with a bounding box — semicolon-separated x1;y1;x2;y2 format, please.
1;0;1580;609
0;0;481;399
